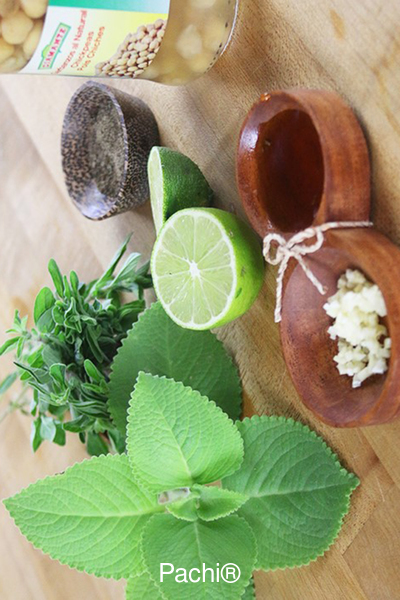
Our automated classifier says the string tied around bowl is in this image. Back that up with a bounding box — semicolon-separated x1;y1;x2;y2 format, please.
263;221;373;323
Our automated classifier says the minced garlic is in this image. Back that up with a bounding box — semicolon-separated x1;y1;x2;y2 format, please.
323;269;391;388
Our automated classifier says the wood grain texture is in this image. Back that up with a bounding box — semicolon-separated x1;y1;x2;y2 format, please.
0;0;400;598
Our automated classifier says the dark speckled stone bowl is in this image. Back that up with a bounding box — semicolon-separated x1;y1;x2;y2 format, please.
61;82;160;220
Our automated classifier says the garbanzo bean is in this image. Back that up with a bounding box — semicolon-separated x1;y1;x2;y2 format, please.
0;55;17;72
1;10;33;45
0;0;47;71
176;25;203;60
0;46;27;72
23;19;43;58
0;37;14;64
21;0;47;19
0;0;18;19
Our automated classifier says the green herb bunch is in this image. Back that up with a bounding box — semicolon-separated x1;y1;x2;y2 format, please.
3;303;359;599
0;236;152;455
4;373;359;600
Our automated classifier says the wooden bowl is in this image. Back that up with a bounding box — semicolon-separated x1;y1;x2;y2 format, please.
281;228;400;427
236;89;371;237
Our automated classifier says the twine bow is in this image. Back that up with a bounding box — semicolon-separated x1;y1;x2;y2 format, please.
263;221;373;323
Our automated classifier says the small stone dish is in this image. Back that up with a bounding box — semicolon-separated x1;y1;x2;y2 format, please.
236;89;371;237
281;228;400;427
61;82;160;220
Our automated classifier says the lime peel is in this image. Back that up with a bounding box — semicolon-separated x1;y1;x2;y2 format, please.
151;207;264;330
148;147;214;234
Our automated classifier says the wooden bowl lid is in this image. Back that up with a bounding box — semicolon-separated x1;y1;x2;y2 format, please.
280;227;400;427
236;89;371;237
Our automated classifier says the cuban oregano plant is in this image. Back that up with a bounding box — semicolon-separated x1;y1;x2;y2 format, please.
4;374;359;600
108;300;243;434
0;236;151;455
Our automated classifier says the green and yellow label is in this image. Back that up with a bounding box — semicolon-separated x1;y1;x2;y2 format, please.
22;0;169;76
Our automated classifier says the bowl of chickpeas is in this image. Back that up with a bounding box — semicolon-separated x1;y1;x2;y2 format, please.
0;0;47;73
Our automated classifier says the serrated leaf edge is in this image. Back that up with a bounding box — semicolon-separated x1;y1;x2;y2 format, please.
141;513;258;598
126;569;168;600
135;517;169;600
193;485;249;523
166;485;249;523
126;373;245;494
108;301;243;432
250;487;356;572
237;415;360;487
242;577;256;600
3;454;151;581
234;415;359;571
166;501;198;523
229;514;258;593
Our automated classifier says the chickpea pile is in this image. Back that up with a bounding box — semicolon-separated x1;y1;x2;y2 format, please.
96;19;166;78
0;0;47;73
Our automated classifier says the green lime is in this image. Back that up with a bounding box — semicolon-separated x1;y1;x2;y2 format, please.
151;208;264;330
148;147;214;234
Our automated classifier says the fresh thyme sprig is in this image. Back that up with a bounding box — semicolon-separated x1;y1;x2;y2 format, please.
0;235;152;454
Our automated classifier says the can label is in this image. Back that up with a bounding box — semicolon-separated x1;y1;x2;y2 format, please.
21;0;170;76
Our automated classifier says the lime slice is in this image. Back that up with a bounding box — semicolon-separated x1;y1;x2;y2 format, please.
148;147;214;234
151;208;264;330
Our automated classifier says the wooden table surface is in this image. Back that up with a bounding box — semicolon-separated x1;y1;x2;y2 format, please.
1;1;400;598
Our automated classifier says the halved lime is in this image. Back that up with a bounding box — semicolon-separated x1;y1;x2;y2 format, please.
151;208;264;330
148;147;214;234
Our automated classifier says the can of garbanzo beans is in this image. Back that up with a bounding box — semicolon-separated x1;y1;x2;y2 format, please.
0;0;238;85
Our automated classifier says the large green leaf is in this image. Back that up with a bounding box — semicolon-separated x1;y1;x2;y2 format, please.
108;302;242;434
142;514;256;600
222;417;359;570
4;454;162;579
127;373;244;494
126;574;163;600
167;485;248;522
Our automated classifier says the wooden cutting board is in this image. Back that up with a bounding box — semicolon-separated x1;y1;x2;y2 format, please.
1;0;400;598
